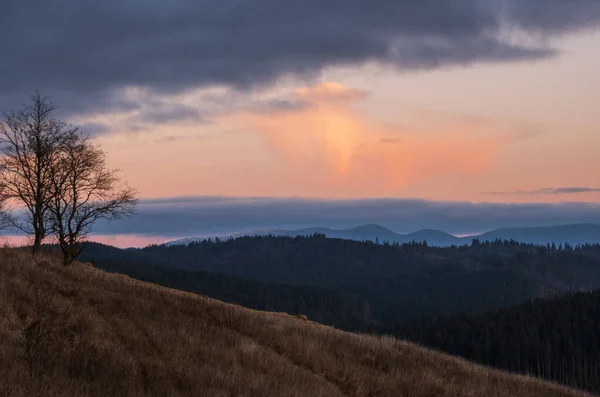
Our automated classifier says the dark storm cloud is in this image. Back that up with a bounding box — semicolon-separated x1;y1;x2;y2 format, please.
78;122;112;136
134;102;205;124
500;0;600;33
486;187;600;195
2;0;600;117
0;89;142;124
89;196;600;237
191;91;311;116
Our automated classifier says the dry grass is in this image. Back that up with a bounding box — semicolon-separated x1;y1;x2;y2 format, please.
0;249;593;397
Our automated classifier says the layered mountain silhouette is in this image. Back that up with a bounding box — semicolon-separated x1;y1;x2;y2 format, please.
166;223;600;247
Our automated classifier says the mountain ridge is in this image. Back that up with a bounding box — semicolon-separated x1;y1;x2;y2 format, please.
165;223;600;247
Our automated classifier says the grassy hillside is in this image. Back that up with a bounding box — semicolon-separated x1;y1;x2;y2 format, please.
0;250;592;397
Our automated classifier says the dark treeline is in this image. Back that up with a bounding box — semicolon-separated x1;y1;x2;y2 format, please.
388;290;600;393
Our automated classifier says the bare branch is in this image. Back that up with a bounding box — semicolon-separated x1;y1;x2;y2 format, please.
47;134;138;264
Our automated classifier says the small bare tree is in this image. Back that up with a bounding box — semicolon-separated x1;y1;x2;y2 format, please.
48;134;137;264
0;91;76;252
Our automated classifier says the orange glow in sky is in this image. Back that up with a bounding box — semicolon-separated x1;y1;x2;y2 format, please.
88;33;600;203
226;82;505;195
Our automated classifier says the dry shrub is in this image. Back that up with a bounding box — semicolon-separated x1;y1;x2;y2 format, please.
0;250;593;397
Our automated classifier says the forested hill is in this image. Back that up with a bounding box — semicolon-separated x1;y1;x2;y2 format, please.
390;290;600;394
78;243;371;329
80;235;600;325
140;235;600;290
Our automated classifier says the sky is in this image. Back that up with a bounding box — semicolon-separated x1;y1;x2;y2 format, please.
1;1;600;246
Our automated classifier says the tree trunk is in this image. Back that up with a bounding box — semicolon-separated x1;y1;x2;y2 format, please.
32;234;43;254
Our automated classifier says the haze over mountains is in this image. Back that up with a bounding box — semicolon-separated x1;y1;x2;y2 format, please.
166;223;600;247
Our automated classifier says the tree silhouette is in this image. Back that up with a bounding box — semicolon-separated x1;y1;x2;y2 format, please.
0;91;76;252
47;134;137;264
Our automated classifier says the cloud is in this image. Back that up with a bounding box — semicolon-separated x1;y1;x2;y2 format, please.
224;82;505;191
487;187;600;195
297;82;368;105
379;137;403;144
66;90;209;134
77;87;311;133
135;103;204;125
195;90;311;116
253;99;311;114
79;121;112;136
140;196;271;206
108;89;207;126
1;0;600;116
89;196;600;237
154;134;207;143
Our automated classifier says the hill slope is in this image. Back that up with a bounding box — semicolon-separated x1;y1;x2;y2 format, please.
79;242;372;329
0;250;591;397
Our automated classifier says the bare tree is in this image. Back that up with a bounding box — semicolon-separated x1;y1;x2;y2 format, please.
0;91;76;252
48;134;137;264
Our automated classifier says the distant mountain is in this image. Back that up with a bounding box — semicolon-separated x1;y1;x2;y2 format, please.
165;223;600;247
165;224;456;246
288;224;400;243
476;223;600;246
165;225;398;246
405;229;461;246
165;228;287;246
